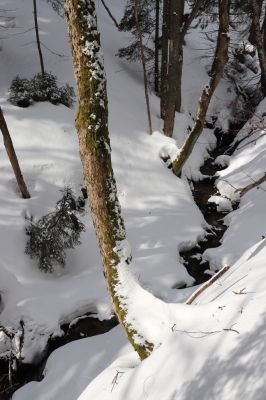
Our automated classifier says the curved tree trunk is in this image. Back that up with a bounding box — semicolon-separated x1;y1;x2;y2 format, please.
172;0;230;176
64;0;152;360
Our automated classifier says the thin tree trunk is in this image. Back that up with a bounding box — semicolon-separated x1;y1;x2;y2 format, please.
160;0;170;119
163;0;185;136
251;0;266;96
64;0;153;360
33;0;45;76
0;107;30;199
134;0;153;135
182;0;205;37
172;0;230;176
160;0;204;123
100;0;120;30
154;0;160;94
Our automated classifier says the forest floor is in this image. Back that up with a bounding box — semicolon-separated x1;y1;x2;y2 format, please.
0;1;266;399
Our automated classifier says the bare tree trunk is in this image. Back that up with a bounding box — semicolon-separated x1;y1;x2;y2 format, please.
163;0;185;136
161;0;204;134
154;0;160;94
0;107;30;199
33;0;45;76
64;0;153;360
182;0;205;37
100;0;120;30
134;0;153;135
160;0;170;119
172;0;230;176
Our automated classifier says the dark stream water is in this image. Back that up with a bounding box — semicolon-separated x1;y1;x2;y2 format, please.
179;127;239;285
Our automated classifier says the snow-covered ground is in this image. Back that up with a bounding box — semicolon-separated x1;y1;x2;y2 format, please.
0;0;265;399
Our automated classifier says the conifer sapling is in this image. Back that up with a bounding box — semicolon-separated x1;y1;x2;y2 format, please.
25;188;85;273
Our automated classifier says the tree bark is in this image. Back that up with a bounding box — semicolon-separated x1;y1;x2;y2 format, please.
0;107;30;199
161;0;204;136
64;0;152;360
160;0;170;119
172;0;230;176
154;0;160;94
134;0;153;135
33;0;45;75
163;0;185;137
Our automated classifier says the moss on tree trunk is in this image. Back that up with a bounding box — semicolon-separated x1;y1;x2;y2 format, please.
64;0;152;360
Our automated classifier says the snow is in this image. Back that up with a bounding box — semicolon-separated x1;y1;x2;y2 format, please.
208;195;233;212
0;0;265;399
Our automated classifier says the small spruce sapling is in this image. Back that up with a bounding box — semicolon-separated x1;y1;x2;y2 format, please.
25;188;85;273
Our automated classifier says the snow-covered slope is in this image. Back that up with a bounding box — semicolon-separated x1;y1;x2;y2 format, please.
2;1;265;399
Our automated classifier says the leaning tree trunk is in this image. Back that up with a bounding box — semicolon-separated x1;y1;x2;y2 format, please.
64;0;152;360
0;107;30;199
172;0;230;176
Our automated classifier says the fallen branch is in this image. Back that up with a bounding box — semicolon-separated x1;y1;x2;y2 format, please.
111;370;124;392
186;265;230;305
237;172;266;197
232;287;247;295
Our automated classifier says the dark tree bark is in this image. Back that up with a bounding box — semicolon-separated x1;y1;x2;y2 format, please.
160;0;205;135
33;0;45;75
154;0;160;94
160;0;170;119
172;0;230;176
134;0;153;135
163;0;185;137
0;107;30;199
64;0;153;360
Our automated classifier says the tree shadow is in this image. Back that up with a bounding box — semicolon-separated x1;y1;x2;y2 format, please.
179;312;266;400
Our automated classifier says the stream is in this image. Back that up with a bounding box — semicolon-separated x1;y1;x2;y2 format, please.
179;125;240;285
